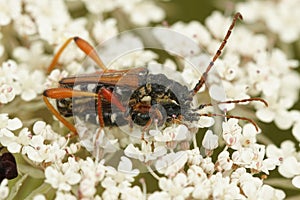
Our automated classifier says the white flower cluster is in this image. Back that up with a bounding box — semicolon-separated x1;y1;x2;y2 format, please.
166;10;300;193
81;0;165;26
267;140;300;189
0;118;66;163
144;119;285;199
237;0;300;43
0;0;299;199
0;48;47;103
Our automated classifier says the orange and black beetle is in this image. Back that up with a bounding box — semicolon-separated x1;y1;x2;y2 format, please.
43;13;267;135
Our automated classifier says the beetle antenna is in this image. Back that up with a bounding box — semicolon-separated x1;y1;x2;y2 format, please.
198;97;268;109
192;12;243;95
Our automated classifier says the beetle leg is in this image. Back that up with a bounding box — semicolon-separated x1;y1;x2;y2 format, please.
99;88;126;112
142;107;164;132
142;118;153;133
149;107;164;126
43;87;98;135
43;95;78;135
44;88;97;99
97;90;105;128
47;36;107;73
97;87;127;128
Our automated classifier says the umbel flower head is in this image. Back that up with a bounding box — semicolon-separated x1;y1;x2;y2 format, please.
0;0;299;199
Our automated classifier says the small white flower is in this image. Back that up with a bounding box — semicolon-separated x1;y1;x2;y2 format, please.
93;128;119;154
155;173;194;200
13;41;50;71
55;191;77;200
148;191;171;200
17;69;45;101
102;185;120;200
227;26;268;57
186;148;203;165
234;144;277;174
153;28;201;59
155;151;188;176
222;118;242;149
292;176;300;189
126;1;165;26
240;176;263;199
194;115;215;128
79;178;96;198
97;33;143;67
200;157;215;175
209;172;244;200
1;128;31;153
65;143;81;155
216;53;240;81
232;148;254;166
278;156;300;178
187;165;208;186
81;0;119;14
181;55;211;90
102;158;139;199
170;20;212;47
205;11;231;40
124;140;167;163
13;14;37;36
152;124;189;143
0;179;9;200
33;121;64;142
208;84;227;103
44;69;68;89
0;0;21;26
240;123;258;147
202;130;218;151
92;18;118;44
109;50;158;70
292;120;300;142
0;84;15;104
104;157;139;187
80;157;106;182
266;140;296;163
147;60;184;84
220;82;250;111
118;156;139;176
216;151;233;171
120;185;145;200
45;157;81;191
0;60;21;103
78;158;106;198
25;0;70;44
0;114;22;131
187;165;213;199
238;0;300;43
33;194;46;200
257;185;286;200
192;181;211;200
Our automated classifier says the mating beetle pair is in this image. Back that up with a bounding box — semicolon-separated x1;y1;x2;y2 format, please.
43;13;267;136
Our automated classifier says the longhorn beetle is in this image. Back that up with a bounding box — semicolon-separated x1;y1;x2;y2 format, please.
43;13;267;136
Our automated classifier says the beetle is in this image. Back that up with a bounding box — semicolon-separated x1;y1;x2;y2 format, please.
43;13;267;135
